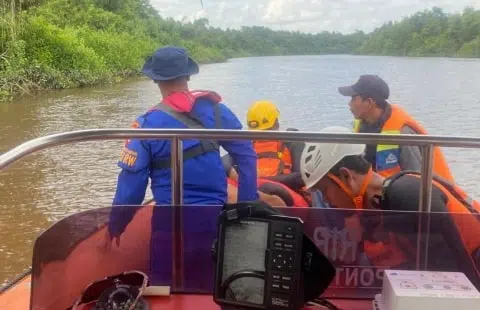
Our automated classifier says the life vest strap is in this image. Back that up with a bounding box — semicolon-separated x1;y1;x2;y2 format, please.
386;170;479;215
150;101;221;169
152;141;220;169
256;143;291;176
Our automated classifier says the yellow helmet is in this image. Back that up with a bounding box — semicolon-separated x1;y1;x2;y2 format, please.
247;100;280;130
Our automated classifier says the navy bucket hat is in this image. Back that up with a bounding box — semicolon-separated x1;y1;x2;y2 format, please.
141;46;199;81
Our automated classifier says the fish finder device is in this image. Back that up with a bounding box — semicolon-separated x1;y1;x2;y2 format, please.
212;201;336;310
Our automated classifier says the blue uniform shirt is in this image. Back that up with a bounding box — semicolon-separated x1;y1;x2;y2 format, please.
112;98;258;207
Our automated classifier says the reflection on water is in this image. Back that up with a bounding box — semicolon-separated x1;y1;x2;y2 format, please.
1;55;480;284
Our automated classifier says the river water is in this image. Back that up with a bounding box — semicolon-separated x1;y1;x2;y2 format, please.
1;55;480;284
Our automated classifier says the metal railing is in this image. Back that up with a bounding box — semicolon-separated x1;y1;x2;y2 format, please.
2;128;480;291
3;128;480;210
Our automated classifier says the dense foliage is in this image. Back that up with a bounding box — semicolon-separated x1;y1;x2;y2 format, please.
357;7;480;57
1;1;480;101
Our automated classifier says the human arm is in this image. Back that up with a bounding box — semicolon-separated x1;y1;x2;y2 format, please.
217;104;259;201
108;168;149;238
108;119;151;238
262;172;304;190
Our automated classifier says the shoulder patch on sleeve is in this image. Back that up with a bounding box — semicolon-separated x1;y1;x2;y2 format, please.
119;146;139;168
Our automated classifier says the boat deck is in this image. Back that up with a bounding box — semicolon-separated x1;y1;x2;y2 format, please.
0;276;372;310
3;128;475;310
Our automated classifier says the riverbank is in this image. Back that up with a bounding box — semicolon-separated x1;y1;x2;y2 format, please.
1;2;479;103
0;0;362;103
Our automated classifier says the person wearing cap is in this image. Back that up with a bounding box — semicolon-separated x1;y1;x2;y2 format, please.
108;46;258;240
300;126;480;274
338;75;454;182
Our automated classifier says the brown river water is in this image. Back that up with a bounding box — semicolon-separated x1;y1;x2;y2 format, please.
1;55;480;284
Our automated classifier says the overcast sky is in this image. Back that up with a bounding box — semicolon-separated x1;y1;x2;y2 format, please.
150;0;480;34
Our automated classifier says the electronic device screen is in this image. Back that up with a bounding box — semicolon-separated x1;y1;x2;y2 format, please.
222;220;269;305
215;213;306;310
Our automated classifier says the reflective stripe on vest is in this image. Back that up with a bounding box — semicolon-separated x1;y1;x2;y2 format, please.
375;129;402;177
354;118;401;176
150;100;221;169
353;119;361;132
353;104;454;181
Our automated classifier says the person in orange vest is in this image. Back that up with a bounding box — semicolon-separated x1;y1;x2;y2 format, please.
221;100;308;202
246;101;301;175
245;100;306;191
300;126;480;277
338;75;454;182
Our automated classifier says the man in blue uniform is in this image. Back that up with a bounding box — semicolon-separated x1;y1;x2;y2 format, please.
108;46;258;241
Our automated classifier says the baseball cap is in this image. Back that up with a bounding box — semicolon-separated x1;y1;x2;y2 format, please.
338;75;390;101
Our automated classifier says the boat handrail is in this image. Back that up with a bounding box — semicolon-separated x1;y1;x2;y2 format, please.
2;128;479;291
2;128;480;212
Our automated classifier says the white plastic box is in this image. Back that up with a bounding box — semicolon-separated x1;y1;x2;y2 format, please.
377;270;480;310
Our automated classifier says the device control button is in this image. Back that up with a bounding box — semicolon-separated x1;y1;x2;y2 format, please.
281;284;291;291
285;225;295;232
283;243;293;250
274;241;283;248
274;264;283;270
274;232;283;238
281;276;291;281
284;233;294;239
272;274;281;280
272;283;280;289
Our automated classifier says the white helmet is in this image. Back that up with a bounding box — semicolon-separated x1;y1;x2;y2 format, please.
300;126;366;189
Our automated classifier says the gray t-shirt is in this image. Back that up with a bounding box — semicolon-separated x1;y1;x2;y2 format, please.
399;125;423;171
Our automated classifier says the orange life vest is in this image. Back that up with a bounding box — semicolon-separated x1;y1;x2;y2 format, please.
253;141;292;177
327;170;411;267
328;172;480;269
353;104;454;182
227;178;308;207
424;174;480;261
370;173;479;269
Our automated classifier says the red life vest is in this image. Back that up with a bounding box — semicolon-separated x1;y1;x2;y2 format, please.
227;178;308;208
149;90;222;113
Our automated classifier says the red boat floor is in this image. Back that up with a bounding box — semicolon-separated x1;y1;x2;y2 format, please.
0;205;373;309
0;276;372;310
